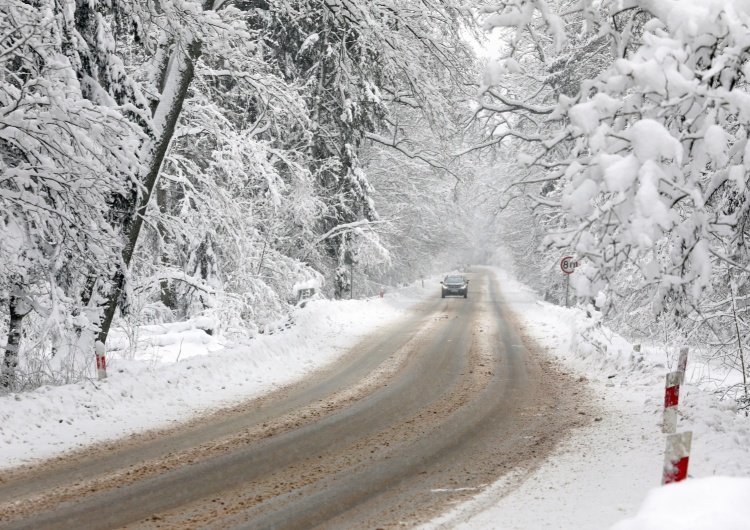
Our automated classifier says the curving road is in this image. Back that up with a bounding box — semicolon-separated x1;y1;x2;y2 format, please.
0;268;589;529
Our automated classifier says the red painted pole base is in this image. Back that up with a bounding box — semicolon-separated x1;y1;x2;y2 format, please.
95;341;108;380
663;456;690;484
662;432;692;485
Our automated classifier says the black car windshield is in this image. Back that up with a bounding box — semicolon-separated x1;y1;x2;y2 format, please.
444;276;465;284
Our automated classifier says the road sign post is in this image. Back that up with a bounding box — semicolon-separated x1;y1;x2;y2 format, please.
660;349;691;485
560;256;578;307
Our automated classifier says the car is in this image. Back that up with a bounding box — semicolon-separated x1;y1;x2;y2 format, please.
441;275;469;298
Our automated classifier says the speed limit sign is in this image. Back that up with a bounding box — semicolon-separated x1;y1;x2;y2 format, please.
560;256;578;274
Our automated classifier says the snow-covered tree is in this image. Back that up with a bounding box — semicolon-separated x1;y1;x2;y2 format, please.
0;1;141;389
139;47;324;329
1;0;481;391
473;0;750;401
252;0;477;296
363;100;479;288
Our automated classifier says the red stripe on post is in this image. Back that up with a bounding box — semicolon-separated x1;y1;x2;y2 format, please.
95;340;107;380
663;432;692;485
663;456;690;484
665;385;680;408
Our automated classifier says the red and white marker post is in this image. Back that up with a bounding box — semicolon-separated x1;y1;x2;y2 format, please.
663;347;689;433
663;371;681;434
677;346;688;382
95;340;107;380
660;347;691;485
662;431;692;484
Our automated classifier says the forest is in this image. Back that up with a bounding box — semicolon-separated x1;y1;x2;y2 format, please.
1;0;748;409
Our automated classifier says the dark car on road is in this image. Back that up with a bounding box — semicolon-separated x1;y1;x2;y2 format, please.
441;275;469;298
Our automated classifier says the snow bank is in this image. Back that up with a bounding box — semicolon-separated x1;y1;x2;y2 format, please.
292;278;321;299
106;318;225;363
0;283;433;469
612;477;750;530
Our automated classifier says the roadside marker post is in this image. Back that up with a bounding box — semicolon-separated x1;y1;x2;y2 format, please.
95;340;107;380
663;371;681;434
662;348;688;434
677;347;689;383
662;431;692;484
660;347;691;485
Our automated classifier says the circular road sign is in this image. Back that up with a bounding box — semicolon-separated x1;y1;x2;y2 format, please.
560;256;578;274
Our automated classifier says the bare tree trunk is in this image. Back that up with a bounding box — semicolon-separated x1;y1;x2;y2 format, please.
2;294;31;390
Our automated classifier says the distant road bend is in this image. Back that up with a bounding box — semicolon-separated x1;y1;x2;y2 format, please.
0;268;590;529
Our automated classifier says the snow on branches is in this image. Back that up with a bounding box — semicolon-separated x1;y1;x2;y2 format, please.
1;0;478;391
476;0;750;318
0;1;144;389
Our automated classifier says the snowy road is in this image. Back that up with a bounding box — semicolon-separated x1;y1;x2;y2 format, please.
0;269;589;529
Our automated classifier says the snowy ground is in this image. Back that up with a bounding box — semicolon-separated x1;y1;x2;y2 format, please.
1;268;748;528
427;269;750;530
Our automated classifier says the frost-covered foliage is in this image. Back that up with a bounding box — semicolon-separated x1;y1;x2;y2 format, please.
0;1;141;389
473;0;750;403
1;0;478;391
251;0;477;296
364;108;479;288
137;17;325;330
